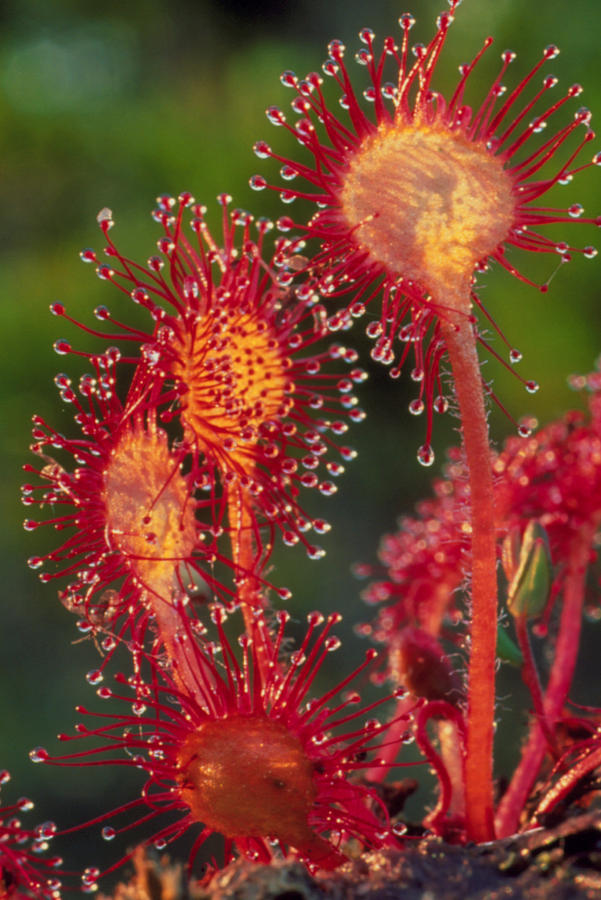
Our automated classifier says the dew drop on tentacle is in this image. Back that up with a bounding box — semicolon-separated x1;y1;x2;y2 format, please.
307;544;326;560
509;348;523;364
29;747;49;763
81;866;101;893
96;207;114;229
53;339;71;356
417;444;435;467
253;140;272;159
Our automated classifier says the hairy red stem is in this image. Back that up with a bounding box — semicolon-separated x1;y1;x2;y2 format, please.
441;311;497;842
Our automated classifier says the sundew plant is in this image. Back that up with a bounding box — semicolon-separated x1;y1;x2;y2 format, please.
5;0;601;895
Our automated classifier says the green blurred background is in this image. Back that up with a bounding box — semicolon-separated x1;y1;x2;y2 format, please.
2;0;601;881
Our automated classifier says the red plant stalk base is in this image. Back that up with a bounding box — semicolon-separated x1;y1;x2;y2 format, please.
441;310;497;843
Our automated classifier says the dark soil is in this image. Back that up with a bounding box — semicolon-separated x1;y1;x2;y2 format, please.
102;810;601;900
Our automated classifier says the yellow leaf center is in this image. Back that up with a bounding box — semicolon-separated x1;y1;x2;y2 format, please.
103;425;196;599
171;311;290;472
340;122;516;305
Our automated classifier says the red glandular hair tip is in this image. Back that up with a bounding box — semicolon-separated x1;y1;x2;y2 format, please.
22;356;238;643
252;1;600;453
51;192;366;557
37;607;413;886
0;770;62;900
